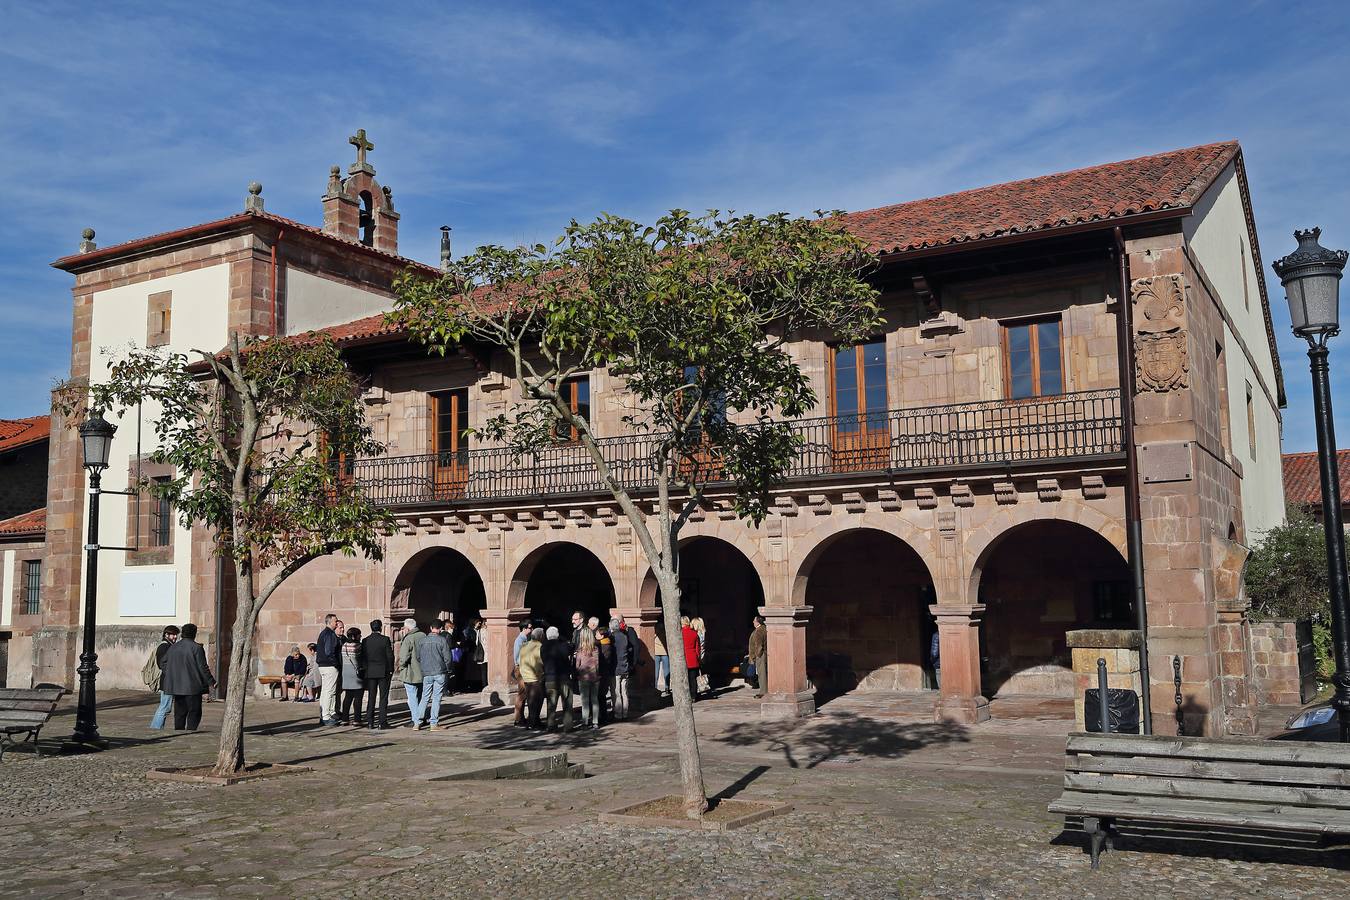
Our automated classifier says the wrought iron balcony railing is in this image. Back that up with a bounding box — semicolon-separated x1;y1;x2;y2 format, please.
348;389;1122;508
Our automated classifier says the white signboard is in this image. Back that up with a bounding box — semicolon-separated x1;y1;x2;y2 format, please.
119;569;177;617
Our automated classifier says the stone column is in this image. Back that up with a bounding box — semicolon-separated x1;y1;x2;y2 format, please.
480;607;529;707
1215;598;1256;735
931;604;989;724
758;605;814;719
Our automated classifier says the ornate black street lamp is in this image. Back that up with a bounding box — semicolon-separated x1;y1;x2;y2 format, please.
1274;227;1350;742
70;409;116;747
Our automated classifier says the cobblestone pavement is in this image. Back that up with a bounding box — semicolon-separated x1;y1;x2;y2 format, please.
0;689;1343;899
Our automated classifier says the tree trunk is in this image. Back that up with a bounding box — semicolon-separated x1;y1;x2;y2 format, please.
212;564;258;775
656;568;708;817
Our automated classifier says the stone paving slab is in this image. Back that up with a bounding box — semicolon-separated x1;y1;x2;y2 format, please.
0;690;1344;899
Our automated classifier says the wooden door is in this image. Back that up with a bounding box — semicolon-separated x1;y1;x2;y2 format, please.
830;340;889;472
431;388;469;499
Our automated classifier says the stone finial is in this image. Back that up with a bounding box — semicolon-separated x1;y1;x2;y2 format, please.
324;165;343;198
78;227;96;253
244;181;264;212
440;225;453;272
381;184;395;212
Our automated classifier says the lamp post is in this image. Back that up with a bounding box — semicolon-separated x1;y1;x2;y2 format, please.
70;409;116;747
1273;227;1350;742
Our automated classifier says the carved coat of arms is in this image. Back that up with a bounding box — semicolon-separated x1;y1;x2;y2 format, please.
1132;274;1189;393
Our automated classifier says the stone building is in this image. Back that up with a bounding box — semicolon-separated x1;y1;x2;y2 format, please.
1;415;49;686
30;136;1286;736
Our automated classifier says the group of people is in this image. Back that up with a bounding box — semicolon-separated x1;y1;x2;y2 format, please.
510;613;641;732
143;608;772;735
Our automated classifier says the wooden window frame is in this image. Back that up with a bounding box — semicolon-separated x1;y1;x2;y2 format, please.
827;339;889;425
1001;316;1064;401
553;376;590;443
127;459;175;566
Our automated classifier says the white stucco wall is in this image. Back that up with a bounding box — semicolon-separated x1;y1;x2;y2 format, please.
284;268;392;335
1184;162;1286;540
83;264;230;626
1;548;12;629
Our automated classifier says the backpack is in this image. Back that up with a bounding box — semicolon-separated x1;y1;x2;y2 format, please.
142;644;162;692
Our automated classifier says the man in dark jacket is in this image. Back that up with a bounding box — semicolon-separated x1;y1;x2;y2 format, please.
541;626;574;732
159;622;215;731
610;617;637;720
361;619;394;729
315;614;342;726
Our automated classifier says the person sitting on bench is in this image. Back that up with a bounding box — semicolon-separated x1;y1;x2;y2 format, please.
281;645;308;701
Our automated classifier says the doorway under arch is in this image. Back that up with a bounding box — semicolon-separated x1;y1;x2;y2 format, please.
640;536;764;688
974;519;1132;698
512;542;615;631
798;528;937;697
393;547;486;631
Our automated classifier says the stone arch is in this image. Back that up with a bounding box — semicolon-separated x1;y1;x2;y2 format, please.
638;534;765;687
508;539;615;627
791;517;939;607
390;545;486;631
964;501;1127;606
969;515;1132;698
792;524;939;695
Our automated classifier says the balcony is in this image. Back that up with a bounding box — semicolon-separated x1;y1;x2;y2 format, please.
349;389;1123;508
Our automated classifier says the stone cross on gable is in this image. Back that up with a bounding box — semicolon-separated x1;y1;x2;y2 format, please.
349;128;374;170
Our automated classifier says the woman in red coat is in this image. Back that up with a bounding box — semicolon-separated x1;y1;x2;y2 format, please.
680;616;702;702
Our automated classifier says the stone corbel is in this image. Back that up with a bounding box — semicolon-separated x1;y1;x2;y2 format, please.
517;511;540;530
950;483;974;507
468;513;489;532
1036;479;1062;502
491;513;513;531
445;514;467;534
774;496;799;517
807;494;831;516
914;488;938;510
594;507;618;526
568;508;592;527
1081;475;1106;500
542;510;564;529
878;489;902;512
417;516;441;534
842;492;866;514
993;482;1017;505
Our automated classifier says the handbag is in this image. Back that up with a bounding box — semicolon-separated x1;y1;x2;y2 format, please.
451;647;463;664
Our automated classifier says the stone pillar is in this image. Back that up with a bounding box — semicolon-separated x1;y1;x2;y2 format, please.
931;605;989;724
614;604;662;711
758;605;814;719
1066;629;1142;731
480;607;529;707
1215;598;1256;735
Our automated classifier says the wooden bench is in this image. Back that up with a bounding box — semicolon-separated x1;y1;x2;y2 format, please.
258;675;284;699
1049;732;1350;868
0;686;67;763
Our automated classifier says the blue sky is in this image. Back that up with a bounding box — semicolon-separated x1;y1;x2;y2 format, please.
3;1;1349;451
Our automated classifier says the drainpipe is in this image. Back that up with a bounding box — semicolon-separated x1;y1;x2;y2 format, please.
269;229;286;335
1114;226;1152;734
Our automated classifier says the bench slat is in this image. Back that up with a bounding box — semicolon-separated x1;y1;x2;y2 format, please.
1064;772;1350;811
0;689;66;703
1048;791;1350;834
1069;754;1350;788
1066;733;1350;768
0;699;62;713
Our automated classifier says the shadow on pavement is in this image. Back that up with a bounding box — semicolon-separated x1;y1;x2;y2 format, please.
713;711;970;768
712;764;770;801
282;742;397;765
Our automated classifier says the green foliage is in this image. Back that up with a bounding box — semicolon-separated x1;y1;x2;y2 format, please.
1244;507;1334;623
56;335;390;579
390;209;882;523
1312;622;1336;680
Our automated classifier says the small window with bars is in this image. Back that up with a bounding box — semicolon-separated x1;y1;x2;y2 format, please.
22;559;41;615
148;476;173;547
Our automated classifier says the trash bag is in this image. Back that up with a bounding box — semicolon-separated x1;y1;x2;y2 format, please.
1084;688;1140;734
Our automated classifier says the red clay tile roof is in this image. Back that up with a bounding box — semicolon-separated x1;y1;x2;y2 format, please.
51;209;441;277
311;142;1244;349
0;415;50;454
841;141;1239;256
0;507;45;539
1283;450;1350;508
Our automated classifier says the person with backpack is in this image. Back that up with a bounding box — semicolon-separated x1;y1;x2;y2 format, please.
145;625;180;730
